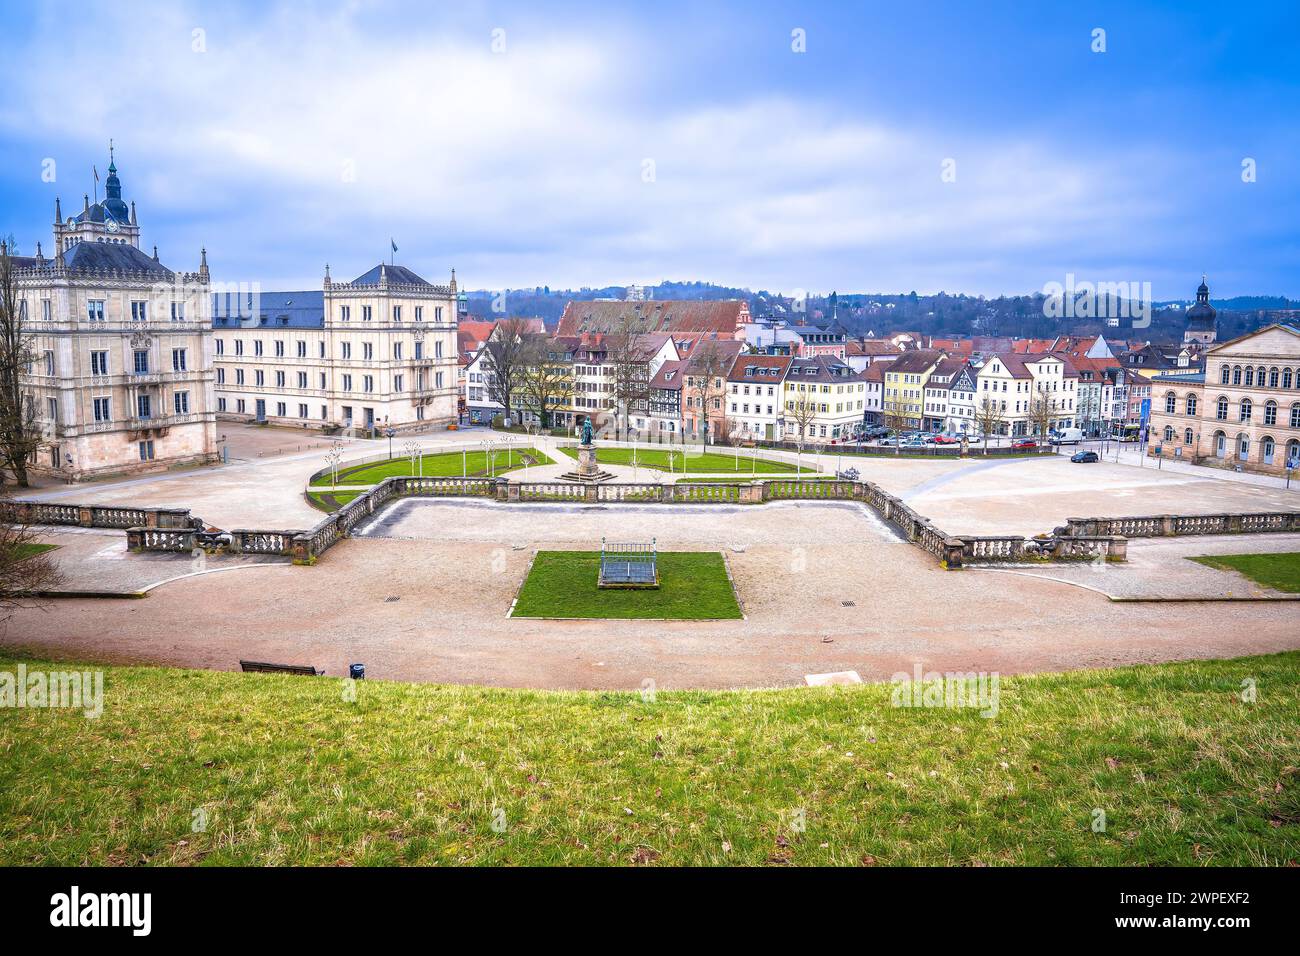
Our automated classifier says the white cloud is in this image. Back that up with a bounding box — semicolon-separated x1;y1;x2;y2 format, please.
1;1;1208;296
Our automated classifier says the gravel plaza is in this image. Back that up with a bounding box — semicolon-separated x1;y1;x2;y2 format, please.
5;426;1299;690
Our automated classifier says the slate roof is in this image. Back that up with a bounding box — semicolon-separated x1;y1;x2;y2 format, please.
727;354;792;383
60;241;174;278
351;264;432;286
786;355;856;384
650;359;687;391
211;290;325;329
73;200;127;225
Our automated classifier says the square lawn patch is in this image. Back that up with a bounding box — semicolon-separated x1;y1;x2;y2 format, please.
513;550;742;619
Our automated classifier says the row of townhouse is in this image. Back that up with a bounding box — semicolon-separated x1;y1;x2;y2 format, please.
1146;323;1300;476
870;349;1081;437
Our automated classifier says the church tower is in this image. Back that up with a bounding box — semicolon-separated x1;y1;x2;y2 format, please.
1183;275;1218;346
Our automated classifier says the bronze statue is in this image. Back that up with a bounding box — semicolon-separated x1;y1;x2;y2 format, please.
581;417;594;446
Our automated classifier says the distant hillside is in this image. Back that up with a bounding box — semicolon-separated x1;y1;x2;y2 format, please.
462;282;1297;343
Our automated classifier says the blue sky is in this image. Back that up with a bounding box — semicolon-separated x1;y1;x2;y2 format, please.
1;0;1296;298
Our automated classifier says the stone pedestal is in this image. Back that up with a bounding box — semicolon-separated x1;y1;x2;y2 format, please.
578;444;599;477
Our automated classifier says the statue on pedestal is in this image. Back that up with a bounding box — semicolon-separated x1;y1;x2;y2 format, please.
581;416;594;446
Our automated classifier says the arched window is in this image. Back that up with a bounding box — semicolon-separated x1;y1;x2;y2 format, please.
1216;397;1229;420
1163;425;1174;442
1245;367;1254;387
1164;392;1176;413
1287;439;1300;467
1184;428;1194;445
1186;394;1198;416
1258;366;1268;385
1220;365;1231;385
1238;434;1250;459
1262;436;1276;465
1264;401;1277;426
1284;368;1294;389
1240;399;1252;423
1269;368;1280;388
1291;404;1300;429
1232;366;1242;385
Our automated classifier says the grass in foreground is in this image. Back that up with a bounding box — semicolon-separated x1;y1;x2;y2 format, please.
513;550;742;619
334;447;553;484
0;652;1296;866
558;445;802;474
1189;552;1300;593
4;543;59;560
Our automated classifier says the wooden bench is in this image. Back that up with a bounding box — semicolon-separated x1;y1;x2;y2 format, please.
239;660;323;676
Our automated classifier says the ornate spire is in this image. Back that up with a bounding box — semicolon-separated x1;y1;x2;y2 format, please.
324;263;331;287
199;247;209;282
130;201;137;226
54;196;62;222
83;193;90;212
449;267;457;294
152;244;159;261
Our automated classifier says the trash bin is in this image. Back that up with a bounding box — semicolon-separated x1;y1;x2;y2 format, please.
349;663;365;681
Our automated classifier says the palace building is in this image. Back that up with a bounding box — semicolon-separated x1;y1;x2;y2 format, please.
12;151;218;479
211;264;460;434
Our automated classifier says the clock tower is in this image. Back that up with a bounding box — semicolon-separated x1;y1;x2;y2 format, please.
52;143;142;254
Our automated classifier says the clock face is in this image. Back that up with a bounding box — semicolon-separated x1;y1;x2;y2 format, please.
106;218;120;234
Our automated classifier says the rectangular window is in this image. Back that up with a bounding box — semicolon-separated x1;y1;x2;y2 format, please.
363;375;374;392
216;339;224;356
138;440;155;461
41;299;51;321
47;397;58;421
254;340;263;357
435;340;443;359
217;397;227;412
342;342;351;360
91;350;109;376
414;342;423;360
393;306;401;322
130;301;148;322
319;341;325;358
255;370;264;386
363;343;373;360
44;350;55;376
275;370;286;387
394;342;403;360
340;306;351;322
93;397;111;421
137;394;152;419
87;300;105;322
170;302;185;321
216;367;225;384
172;348;187;371
275;340;285;357
395;374;404;392
362;306;372;321
236;369;244;385
298;404;308;418
297;341;307;358
235;340;244;356
297;371;307;388
276;402;286;416
236;399;245;413
133;350;149;374
415;306;423;322
174;391;190;414
343;374;353;391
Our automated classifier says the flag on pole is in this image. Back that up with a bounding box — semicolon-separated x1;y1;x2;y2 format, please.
391;239;398;253
93;166;99;183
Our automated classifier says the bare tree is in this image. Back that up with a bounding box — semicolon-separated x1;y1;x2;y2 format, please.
607;314;651;441
479;317;533;425
686;338;729;443
786;390;819;471
0;239;41;486
0;499;64;621
1028;383;1058;453
880;399;912;456
976;394;1006;455
516;336;573;430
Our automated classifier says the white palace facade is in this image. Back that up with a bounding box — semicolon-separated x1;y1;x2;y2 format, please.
12;154;218;479
211;264;460;434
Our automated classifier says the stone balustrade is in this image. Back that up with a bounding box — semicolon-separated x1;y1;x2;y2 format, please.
1059;512;1300;538
2;499;196;530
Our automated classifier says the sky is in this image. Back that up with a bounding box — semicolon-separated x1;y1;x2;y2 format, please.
1;0;1297;299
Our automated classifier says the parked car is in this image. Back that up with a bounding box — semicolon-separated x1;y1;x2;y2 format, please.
1010;439;1038;450
1071;450;1100;463
932;434;960;445
836;467;860;481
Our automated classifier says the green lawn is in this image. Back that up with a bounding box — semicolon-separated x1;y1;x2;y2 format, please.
1189;552;1300;593
332;447;553;484
558;445;802;474
4;543;58;560
513;550;742;619
0;651;1296;865
306;490;364;512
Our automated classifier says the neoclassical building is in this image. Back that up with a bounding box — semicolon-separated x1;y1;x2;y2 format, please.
1148;323;1300;475
211;264;459;433
12;154;218;479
